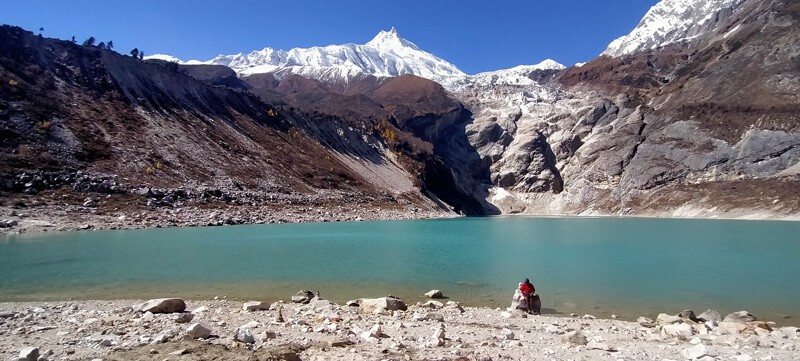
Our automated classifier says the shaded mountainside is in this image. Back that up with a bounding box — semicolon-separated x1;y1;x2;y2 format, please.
0;25;478;219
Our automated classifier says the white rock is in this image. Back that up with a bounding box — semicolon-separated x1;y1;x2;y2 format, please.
191;306;208;314
422;300;444;309
681;344;708;360
663;323;694;338
657;313;684;325
500;328;514;340
500;311;512;319
734;354;754;361
17;347;39;361
235;327;255;344
716;321;749;335
186;323;211;339
360;297;407;314
369;324;383;338
424;289;444;298
431;324;446;341
242;301;270;311
582;314;596;320
240;321;259;329
779;326;799;339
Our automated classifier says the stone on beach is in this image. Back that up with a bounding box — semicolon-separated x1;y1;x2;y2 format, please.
563;330;588;346
291;290;315;304
638;316;656;328
132;298;186;314
17;347;39;361
657;313;684;325
424;289;444;299
359;296;407;314
681;343;709;360
235;327;256;344
723;310;757;323
698;309;722;325
662;323;694;338
242;301;270;311
186;323;212;339
174;312;194;323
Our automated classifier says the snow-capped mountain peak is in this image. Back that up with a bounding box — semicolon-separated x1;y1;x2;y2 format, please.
163;28;465;84
365;27;420;51
602;0;747;57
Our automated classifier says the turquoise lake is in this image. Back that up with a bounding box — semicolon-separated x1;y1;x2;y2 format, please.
1;217;798;323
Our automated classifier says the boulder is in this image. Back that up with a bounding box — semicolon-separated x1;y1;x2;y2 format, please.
662;323;694;338
656;313;683;325
500;328;515;340
174;312;194;323
697;309;722;324
421;300;444;309
563;330;588;346
723;311;756;323
637;316;656;328
424;289;444;299
445;301;465;313
360;296;407;313
431;324;446;341
133;298;186;314
235;327;255;344
715;321;749;335
17;347;39;361
243;301;270;311
679;309;701;322
509;288;541;314
779;326;799;339
291;290;314;304
186;323;212;339
680;344;709;360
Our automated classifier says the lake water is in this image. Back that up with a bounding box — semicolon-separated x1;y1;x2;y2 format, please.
1;217;798;323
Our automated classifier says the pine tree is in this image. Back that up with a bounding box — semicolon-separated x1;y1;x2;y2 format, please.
38;27;44;37
139;51;144;60
82;37;95;47
107;40;114;50
130;48;139;58
71;36;76;43
97;42;106;49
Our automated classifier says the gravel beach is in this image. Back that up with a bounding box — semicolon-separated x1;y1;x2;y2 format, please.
1;295;798;361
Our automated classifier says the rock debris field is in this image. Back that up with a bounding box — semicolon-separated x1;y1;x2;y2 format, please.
1;293;798;361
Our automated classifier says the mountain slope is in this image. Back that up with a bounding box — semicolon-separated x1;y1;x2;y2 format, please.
0;25;455;230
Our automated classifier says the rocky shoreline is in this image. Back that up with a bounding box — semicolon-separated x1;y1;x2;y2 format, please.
0;170;455;236
1;295;798;361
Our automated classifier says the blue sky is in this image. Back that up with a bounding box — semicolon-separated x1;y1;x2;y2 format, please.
0;0;659;74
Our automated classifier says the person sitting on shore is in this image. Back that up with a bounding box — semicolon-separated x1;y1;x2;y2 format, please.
519;278;537;314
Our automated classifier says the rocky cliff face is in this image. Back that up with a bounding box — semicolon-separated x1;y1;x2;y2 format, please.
457;0;800;217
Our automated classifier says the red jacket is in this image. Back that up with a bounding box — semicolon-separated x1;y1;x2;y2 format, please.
520;282;535;296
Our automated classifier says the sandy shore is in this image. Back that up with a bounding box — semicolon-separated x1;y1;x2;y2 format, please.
1;296;798;361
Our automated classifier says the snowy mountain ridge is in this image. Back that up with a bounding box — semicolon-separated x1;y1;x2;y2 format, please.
149;27;466;84
146;28;569;90
602;0;747;57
